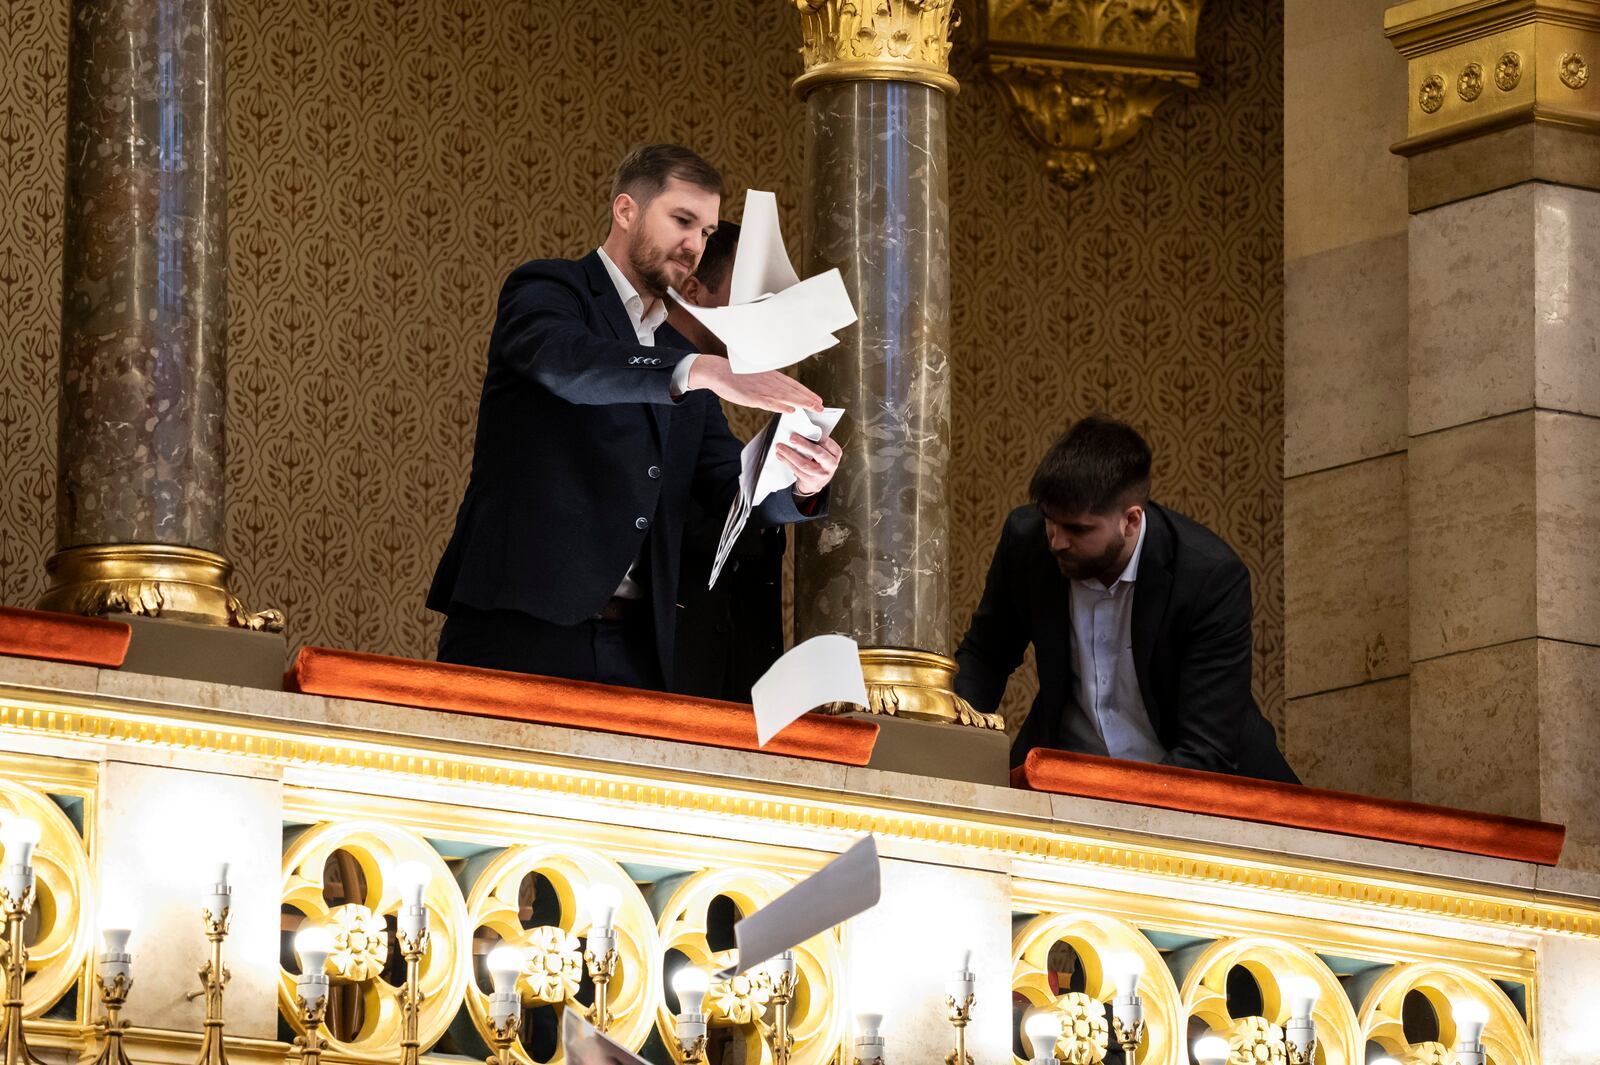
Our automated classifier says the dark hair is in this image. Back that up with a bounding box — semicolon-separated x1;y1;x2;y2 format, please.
1028;415;1152;516
610;144;723;206
693;220;741;290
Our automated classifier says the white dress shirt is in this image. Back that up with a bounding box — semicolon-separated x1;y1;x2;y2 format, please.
1063;518;1168;762
595;248;698;600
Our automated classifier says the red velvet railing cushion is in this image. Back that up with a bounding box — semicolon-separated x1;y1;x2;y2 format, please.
0;606;130;669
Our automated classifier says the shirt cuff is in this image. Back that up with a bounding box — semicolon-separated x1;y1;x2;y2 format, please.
669;353;700;398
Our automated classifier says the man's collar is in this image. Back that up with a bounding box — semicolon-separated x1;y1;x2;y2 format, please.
595;246;667;328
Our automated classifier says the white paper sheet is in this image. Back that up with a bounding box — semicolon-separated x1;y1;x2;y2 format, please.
728;190;800;306
719;834;880;977
750;632;868;746
671;189;857;374
752;407;845;505
561;1009;650;1065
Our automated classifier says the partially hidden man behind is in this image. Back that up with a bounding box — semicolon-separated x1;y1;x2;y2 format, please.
662;220;787;701
954;416;1297;782
428;145;843;690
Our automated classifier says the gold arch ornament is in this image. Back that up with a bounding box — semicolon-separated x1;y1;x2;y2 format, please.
1357;962;1534;1065
462;844;662;1063
1177;937;1360;1065
0;779;92;1017
279;821;470;1059
654;868;846;1065
1012;912;1184;1065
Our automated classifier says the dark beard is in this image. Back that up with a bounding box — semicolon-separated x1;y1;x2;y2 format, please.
628;232;691;299
1054;535;1125;582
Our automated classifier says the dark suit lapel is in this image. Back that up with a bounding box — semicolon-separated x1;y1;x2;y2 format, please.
582;250;671;447
1131;503;1175;732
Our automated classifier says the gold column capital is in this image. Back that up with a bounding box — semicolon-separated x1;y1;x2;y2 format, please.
974;0;1204;187
790;0;960;95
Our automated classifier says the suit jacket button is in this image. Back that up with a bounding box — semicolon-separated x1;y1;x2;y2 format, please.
636;517;650;530
648;465;661;479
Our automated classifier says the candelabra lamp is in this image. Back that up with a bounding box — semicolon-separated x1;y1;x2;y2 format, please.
763;952;798;1065
191;863;234;1065
1452;1000;1490;1065
292;928;334;1065
1023;1010;1062;1065
853;1010;885;1065
395;863;432;1065
945;951;975;1065
1106;953;1145;1062
485;947;526;1065
1281;977;1319;1065
671;967;710;1065
1191;1036;1230;1065
91;924;135;1065
0;817;45;1065
583;885;621;1034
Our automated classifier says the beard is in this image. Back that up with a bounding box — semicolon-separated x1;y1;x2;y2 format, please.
628;229;695;299
1054;533;1125;582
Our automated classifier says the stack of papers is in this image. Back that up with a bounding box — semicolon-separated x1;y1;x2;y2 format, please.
709;405;844;588
672;190;857;374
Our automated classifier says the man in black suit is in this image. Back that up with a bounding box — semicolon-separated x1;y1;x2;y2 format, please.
663;221;787;702
427;145;841;691
954;415;1297;782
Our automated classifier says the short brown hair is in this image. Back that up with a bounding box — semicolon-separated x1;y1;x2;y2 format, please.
1029;414;1152;516
610;144;722;205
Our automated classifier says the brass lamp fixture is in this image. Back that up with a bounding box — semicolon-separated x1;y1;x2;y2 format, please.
670;966;710;1065
763;952;798;1065
485;947;526;1065
1280;976;1319;1065
1452;1000;1489;1065
1106;952;1145;1061
189;864;234;1065
852;1007;885;1065
1;819;47;1065
583;885;621;1033
92;920;135;1065
291;927;334;1065
394;862;432;1065
974;0;1205;188
945;951;975;1065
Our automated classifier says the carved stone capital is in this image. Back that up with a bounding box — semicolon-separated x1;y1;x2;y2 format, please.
976;0;1203;187
791;0;960;95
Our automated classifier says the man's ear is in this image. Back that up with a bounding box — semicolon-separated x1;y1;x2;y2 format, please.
1123;503;1144;537
612;193;637;231
679;275;706;305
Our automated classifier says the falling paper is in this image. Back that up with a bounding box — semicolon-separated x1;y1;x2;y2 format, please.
719;834;881;977
562;1009;650;1065
671;190;856;374
750;633;868;747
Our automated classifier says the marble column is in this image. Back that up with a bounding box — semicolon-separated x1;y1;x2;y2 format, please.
789;0;997;728
1386;0;1600;869
43;0;279;631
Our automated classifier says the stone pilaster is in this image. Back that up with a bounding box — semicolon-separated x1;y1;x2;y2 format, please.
1387;0;1600;869
44;0;279;631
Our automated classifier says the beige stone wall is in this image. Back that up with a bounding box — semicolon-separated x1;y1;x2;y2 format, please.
0;0;1286;740
1282;0;1412;796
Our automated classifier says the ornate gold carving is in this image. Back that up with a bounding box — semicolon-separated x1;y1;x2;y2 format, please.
279;822;468;1058
1400;1042;1449;1065
1177;939;1361;1065
977;0;1203;187
1457;63;1483;100
37;544;284;632
1495;51;1522;91
708;967;775;1026
322;905;389;982
462;843;660;1061
1418;74;1445;113
1561;52;1589;89
1053;993;1109;1064
0;778;93;1020
1356;963;1535;1065
842;648;1004;729
791;0;959;95
1225;1018;1286;1065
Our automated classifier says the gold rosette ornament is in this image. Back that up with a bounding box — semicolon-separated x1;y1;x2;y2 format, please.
522;925;584;1004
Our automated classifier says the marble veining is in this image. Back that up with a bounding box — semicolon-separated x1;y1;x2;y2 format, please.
57;0;228;550
796;80;952;652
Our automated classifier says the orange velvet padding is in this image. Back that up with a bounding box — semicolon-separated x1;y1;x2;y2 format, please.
1015;748;1565;866
287;645;880;766
0;606;131;668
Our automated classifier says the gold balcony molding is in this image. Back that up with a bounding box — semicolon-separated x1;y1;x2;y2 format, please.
850;648;1005;730
1385;0;1600;154
791;0;960;96
975;0;1204;187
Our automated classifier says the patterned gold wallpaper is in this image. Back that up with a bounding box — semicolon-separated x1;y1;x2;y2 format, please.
0;0;1283;734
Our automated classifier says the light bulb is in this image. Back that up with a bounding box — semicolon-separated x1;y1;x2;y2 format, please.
99;896;135;954
1;818;41;868
1454;999;1490;1044
295;926;335;975
209;862;230;891
672;965;711;1016
1283;975;1320;1020
855;1010;885;1041
395;861;430;907
487;946;525;996
1024;1009;1063;1057
586;883;622;935
1106;951;1144;997
101;927;133;957
1193;1035;1231;1065
1371;1059;1400;1065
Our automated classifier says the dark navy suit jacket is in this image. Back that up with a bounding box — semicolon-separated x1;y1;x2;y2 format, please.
954;501;1298;782
427;250;819;685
